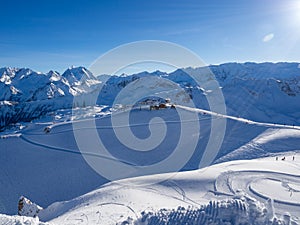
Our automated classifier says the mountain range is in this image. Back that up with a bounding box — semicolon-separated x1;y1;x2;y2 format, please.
1;62;300;131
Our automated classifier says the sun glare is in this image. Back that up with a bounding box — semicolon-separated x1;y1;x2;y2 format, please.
292;1;300;16
283;0;300;27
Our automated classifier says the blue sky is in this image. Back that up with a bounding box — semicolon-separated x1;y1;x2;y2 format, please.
0;0;300;72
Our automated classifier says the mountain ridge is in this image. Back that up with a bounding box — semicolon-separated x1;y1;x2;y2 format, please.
0;62;300;130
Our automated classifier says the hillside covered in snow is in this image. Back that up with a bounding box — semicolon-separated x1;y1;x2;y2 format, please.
0;62;300;224
43;153;300;225
2;153;299;224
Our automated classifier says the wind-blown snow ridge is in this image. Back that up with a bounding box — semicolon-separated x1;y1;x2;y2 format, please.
176;105;300;130
135;197;287;225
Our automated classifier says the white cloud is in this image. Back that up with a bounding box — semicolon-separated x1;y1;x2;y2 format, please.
263;33;274;42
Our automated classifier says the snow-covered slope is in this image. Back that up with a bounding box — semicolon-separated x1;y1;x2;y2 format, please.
38;153;300;224
1;62;300;224
1;105;299;217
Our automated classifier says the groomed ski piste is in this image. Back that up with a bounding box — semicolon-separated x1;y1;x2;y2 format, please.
0;104;300;225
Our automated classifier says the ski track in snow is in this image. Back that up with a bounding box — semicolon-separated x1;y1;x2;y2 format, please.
215;170;300;221
13;104;300;180
61;203;138;225
47;163;300;225
19;134;137;166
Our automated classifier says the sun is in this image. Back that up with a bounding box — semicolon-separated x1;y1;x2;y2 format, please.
292;0;300;14
283;0;300;27
292;1;300;27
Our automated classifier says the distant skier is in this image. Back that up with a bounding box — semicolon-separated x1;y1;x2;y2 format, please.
282;157;286;161
276;157;278;161
293;156;295;161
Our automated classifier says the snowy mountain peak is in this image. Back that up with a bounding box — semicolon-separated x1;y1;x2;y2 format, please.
0;66;98;102
62;66;96;85
47;70;61;82
0;66;101;130
14;68;37;80
0;68;15;84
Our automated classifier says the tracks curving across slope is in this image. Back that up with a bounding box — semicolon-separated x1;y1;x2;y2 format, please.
214;170;300;221
19;134;137;166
